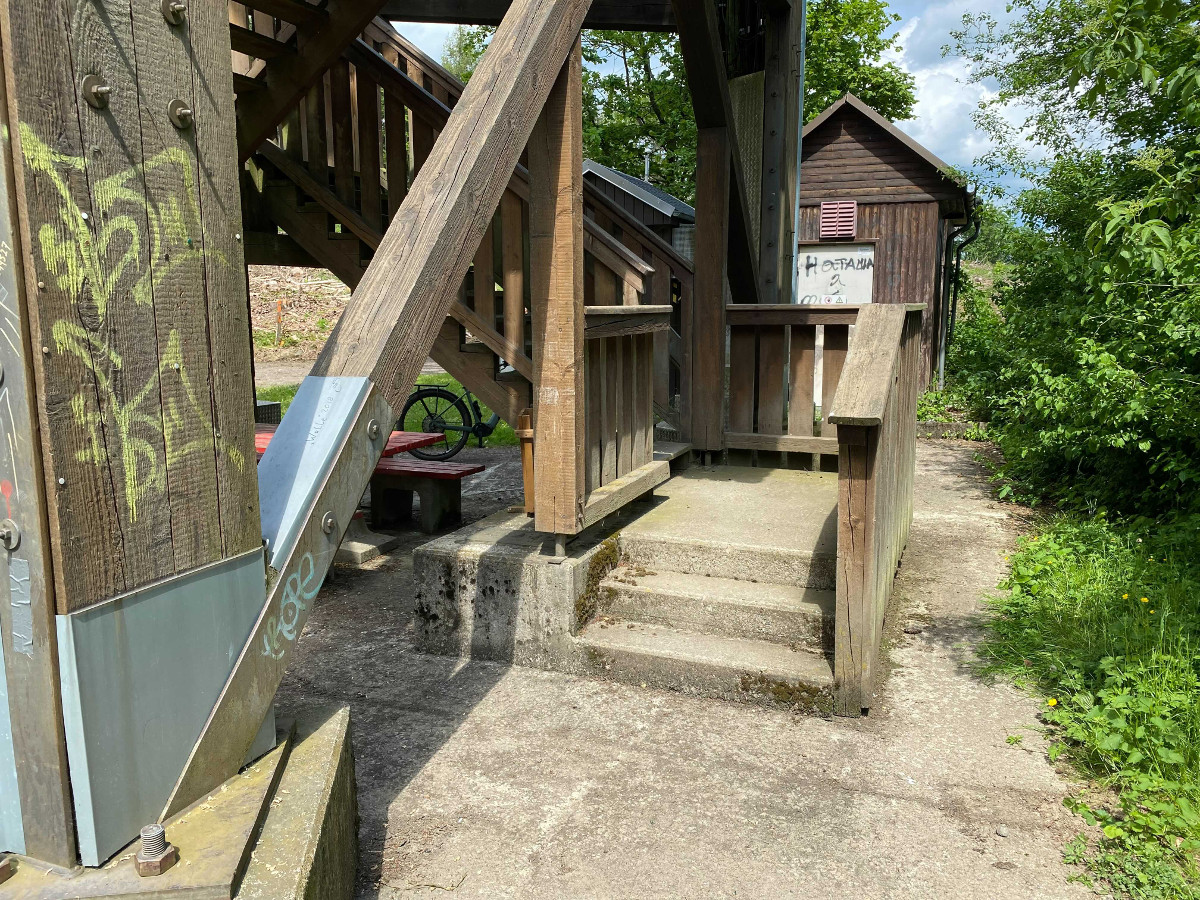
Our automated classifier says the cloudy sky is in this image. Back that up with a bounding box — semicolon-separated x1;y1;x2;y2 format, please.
392;1;1021;187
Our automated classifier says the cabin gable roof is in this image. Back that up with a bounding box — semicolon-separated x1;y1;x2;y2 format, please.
800;94;971;217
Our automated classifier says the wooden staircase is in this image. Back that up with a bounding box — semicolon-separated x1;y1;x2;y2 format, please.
232;12;695;431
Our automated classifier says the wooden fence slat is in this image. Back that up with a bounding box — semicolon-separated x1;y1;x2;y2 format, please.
586;339;601;493
357;68;382;230
304;81;327;182
330;58;355;207
602;335;618;484
788;323;816;436
728;325;755;434
757;324;785;434
821;323;849;439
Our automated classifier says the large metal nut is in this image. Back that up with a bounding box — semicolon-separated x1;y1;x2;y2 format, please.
0;855;15;883
134;842;178;877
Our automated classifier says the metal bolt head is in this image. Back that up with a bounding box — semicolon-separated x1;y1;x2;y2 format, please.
161;0;186;25
82;74;111;110
366;419;381;441
321;511;336;535
167;99;193;129
0;519;20;552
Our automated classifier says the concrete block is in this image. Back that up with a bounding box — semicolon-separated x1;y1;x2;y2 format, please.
412;511;622;668
237;706;357;900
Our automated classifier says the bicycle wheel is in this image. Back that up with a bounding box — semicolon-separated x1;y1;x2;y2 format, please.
400;387;473;460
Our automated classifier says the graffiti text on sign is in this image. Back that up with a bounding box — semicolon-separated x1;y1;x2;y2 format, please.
261;552;321;659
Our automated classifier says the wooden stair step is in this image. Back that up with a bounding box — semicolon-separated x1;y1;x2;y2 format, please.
229;23;293;59
575;621;833;712
600;567;832;650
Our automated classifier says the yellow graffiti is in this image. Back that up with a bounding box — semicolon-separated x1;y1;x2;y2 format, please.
19;123;225;320
52;321;245;521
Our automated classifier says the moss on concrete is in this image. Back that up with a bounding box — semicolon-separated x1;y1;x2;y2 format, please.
739;672;833;715
575;536;621;631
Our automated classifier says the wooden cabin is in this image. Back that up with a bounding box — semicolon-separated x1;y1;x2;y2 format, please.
798;94;974;387
583;160;696;259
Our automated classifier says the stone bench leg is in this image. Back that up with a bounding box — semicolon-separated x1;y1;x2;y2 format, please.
414;479;461;533
369;475;414;530
370;473;462;534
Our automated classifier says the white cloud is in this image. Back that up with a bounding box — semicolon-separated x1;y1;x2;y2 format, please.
881;0;1035;190
390;22;457;62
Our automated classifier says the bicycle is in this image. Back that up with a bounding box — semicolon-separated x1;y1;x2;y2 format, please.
399;383;500;460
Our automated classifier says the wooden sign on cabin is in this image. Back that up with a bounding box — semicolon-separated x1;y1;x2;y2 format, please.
796;242;875;305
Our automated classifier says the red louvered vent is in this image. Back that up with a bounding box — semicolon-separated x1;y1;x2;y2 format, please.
819;200;857;239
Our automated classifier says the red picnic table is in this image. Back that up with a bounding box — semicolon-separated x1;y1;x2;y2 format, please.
254;423;443;460
255;424;483;533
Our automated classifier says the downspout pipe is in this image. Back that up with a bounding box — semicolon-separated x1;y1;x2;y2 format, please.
948;210;981;347
936;219;971;391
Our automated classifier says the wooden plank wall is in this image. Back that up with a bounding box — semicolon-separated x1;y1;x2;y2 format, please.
2;0;260;614
797;202;941;386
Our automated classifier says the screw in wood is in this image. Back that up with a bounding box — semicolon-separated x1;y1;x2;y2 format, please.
57;478;65;486
322;512;336;535
367;419;381;441
167;99;193;129
0;519;20;552
161;0;186;25
82;74;111;110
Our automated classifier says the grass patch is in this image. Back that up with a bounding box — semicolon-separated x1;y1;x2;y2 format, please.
254;375;518;448
255;383;300;416
982;514;1200;898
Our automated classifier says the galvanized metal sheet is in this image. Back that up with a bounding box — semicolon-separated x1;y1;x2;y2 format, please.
258;376;372;567
0;613;23;854
57;548;267;866
9;558;32;656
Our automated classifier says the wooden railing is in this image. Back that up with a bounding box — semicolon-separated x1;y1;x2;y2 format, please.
239;11;672;538
723;304;861;458
827;304;923;715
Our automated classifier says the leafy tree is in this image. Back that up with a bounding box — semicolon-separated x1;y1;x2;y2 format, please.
440;25;492;83
438;1;916;204
803;0;915;120
946;0;1200;514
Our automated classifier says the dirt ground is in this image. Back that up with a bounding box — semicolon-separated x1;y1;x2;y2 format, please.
274;442;1091;899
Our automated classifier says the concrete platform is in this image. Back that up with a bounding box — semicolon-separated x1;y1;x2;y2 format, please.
600;567;833;648
618;465;838;588
6;709;356;900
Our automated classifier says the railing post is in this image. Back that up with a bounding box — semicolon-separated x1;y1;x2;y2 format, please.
690;127;730;451
529;36;586;537
835;423;876;716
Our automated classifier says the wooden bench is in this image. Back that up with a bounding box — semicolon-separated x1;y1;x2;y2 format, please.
370;458;486;534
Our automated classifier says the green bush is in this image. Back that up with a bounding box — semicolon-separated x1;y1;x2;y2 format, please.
983;516;1200;895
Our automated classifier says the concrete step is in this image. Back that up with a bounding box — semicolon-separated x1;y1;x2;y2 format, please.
576;621;833;712
600;567;832;650
619;531;836;590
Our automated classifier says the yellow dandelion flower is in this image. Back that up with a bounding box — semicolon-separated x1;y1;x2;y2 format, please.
1123;594;1129;599
1151;610;1156;614
1047;698;1058;707
1141;597;1149;603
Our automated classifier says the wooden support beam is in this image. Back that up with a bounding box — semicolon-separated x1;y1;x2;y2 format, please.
241;0;327;27
529;38;586;536
758;4;799;304
236;0;390;160
689;127;730;450
229;22;293;59
381;0;674;30
168;0;594;817
670;0;761;304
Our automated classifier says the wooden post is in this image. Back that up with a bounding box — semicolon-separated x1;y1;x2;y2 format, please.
759;4;800;305
835;425;876;715
690;127;730;450
517;409;535;515
529;38;585;536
